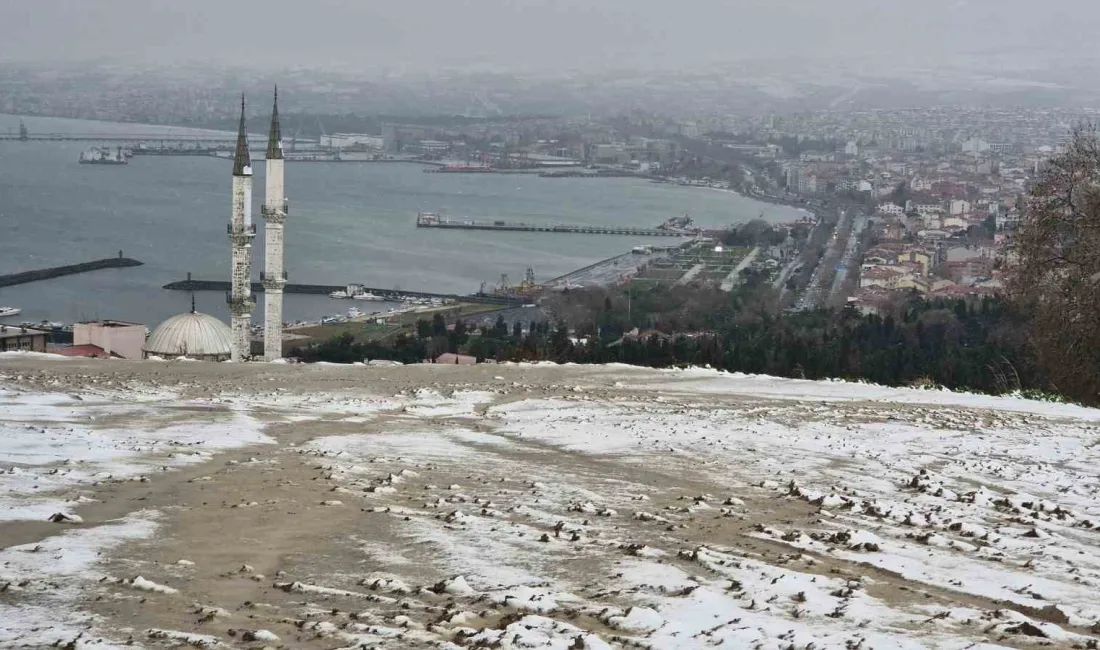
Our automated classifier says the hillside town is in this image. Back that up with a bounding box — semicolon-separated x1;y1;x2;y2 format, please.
329;108;1071;316
232;107;1061;319
754;109;1047;313
585;107;1078;313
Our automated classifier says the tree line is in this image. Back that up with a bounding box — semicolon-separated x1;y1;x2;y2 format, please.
293;295;1055;400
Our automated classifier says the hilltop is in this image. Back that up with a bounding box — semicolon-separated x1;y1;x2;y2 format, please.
1;355;1098;649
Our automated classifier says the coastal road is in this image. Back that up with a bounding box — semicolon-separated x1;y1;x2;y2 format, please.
827;212;868;305
795;208;853;311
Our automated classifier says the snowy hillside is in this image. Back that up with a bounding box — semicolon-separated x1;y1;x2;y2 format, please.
1;356;1098;649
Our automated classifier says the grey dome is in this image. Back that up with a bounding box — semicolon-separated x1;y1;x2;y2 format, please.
144;311;233;360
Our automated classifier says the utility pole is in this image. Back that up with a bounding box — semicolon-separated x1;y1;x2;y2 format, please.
627;278;632;325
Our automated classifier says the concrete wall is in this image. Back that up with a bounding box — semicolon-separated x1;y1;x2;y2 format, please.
73;322;145;359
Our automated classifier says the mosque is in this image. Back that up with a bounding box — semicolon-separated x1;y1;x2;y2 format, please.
144;303;235;362
144;90;288;362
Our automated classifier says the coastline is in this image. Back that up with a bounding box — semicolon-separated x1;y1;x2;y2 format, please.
0;111;241;138
679;181;820;223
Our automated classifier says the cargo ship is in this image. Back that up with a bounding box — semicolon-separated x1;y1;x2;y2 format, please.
79;146;128;165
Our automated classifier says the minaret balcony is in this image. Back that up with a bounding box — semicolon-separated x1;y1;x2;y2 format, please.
260;271;289;290
225;292;256;311
227;223;258;235
261;201;289;223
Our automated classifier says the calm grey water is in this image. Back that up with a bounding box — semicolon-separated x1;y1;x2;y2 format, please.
0;113;803;327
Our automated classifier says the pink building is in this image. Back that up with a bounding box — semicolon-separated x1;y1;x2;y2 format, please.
73;320;146;360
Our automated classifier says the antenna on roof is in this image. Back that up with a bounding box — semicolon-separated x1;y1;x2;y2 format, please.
191;291;196;314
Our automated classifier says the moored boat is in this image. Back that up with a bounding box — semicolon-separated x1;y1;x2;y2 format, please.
79;146;128;165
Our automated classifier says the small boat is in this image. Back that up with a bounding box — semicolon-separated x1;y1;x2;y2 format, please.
79;147;128;165
329;290;350;299
353;292;385;301
347;307;362;319
0;306;21;318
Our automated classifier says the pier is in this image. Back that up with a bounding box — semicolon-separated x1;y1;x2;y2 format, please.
163;279;522;306
0;255;143;288
0;130;317;148
1;133;245;144
416;214;690;237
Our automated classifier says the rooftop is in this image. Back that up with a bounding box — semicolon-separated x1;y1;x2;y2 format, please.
49;344;119;358
77;319;143;328
0;325;51;340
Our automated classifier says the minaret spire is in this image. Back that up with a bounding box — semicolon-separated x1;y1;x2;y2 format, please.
262;85;288;361
266;85;283;160
228;92;256;362
232;93;252;176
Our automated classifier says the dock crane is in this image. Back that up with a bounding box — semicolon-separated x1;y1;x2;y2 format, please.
290;117;305;153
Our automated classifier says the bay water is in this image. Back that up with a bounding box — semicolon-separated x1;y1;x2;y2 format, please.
0;112;802;327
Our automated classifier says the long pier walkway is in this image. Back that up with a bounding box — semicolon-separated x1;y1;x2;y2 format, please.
163;279;521;306
416;216;689;237
0;256;143;288
0;132;283;145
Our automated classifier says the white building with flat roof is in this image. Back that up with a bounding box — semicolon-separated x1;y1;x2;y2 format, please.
320;134;386;150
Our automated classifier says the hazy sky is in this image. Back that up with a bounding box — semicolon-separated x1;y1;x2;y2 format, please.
2;0;1099;73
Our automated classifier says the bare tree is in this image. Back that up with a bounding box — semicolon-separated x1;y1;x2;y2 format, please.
1006;126;1100;404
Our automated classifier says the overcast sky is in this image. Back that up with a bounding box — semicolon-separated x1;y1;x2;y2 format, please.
2;0;1098;73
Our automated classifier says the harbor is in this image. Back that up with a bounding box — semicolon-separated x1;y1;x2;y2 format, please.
0;111;805;328
163;277;523;306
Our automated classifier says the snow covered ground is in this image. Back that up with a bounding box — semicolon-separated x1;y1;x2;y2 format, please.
0;384;273;521
1;358;1098;649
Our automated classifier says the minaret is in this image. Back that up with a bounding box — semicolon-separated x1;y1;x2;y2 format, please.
228;94;255;362
262;87;287;361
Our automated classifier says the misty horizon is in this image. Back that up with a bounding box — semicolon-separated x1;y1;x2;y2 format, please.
4;0;1100;76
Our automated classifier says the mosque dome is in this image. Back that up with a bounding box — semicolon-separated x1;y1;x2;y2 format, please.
144;311;233;361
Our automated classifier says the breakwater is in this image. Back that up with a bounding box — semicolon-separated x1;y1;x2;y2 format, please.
163;279;521;306
0;256;143;288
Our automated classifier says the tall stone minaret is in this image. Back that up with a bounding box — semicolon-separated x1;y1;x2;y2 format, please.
228;94;255;362
262;87;287;361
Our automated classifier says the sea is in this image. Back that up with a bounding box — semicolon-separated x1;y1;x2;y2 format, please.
0;113;804;328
